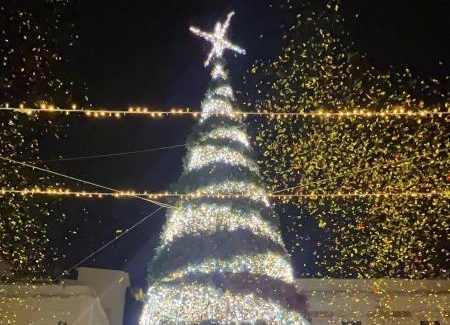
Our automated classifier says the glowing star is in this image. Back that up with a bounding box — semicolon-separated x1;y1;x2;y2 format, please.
190;11;246;67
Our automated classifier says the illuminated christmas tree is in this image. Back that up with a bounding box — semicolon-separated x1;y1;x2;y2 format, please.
140;12;309;324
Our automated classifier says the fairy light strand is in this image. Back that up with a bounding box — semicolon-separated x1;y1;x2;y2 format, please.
1;188;447;200
1;105;448;119
0;156;173;209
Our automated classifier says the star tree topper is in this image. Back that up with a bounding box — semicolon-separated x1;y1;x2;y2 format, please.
190;11;246;67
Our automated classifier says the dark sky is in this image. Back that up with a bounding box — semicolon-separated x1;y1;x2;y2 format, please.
40;1;449;323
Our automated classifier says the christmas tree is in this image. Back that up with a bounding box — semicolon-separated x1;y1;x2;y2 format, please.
140;12;309;324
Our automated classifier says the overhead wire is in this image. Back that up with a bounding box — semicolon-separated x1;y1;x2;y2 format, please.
2;148;448;202
0;156;174;209
57;207;164;281
31;144;186;163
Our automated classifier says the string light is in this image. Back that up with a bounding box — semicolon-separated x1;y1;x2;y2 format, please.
1;105;448;119
200;98;235;121
202;126;251;148
163;252;294;283
214;85;235;99
0;105;201;119
159;203;284;249
1;188;447;200
186;145;259;173
140;284;309;324
0;156;173;209
194;181;270;205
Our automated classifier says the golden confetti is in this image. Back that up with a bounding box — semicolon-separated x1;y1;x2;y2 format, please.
0;1;83;281
246;0;449;279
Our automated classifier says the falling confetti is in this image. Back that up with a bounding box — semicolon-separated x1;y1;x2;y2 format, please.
0;1;84;282
245;0;449;279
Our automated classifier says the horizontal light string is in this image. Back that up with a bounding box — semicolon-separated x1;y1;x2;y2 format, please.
1;104;448;119
0;155;174;210
1;188;448;200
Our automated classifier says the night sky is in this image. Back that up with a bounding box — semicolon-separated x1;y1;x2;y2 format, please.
37;1;449;323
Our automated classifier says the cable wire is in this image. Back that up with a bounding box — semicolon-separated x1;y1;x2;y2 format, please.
0;156;174;209
33;144;186;163
57;207;164;281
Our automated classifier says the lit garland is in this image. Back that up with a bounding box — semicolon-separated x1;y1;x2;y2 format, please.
163;252;294;283
0;104;201;119
1;104;448;120
1;187;448;200
200;98;235;121
214;85;235;100
0;156;175;212
203;126;251;148
186;145;259;173
193;181;270;206
159;203;284;248
140;284;309;324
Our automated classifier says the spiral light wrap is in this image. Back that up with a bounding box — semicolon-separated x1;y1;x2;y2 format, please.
140;12;309;325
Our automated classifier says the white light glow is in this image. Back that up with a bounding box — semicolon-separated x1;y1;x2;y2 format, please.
193;180;269;205
187;145;258;172
211;63;228;80
214;85;235;99
141;11;309;325
201;98;234;121
163;252;294;283
159;203;283;249
140;283;309;324
190;12;246;67
203;126;250;148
